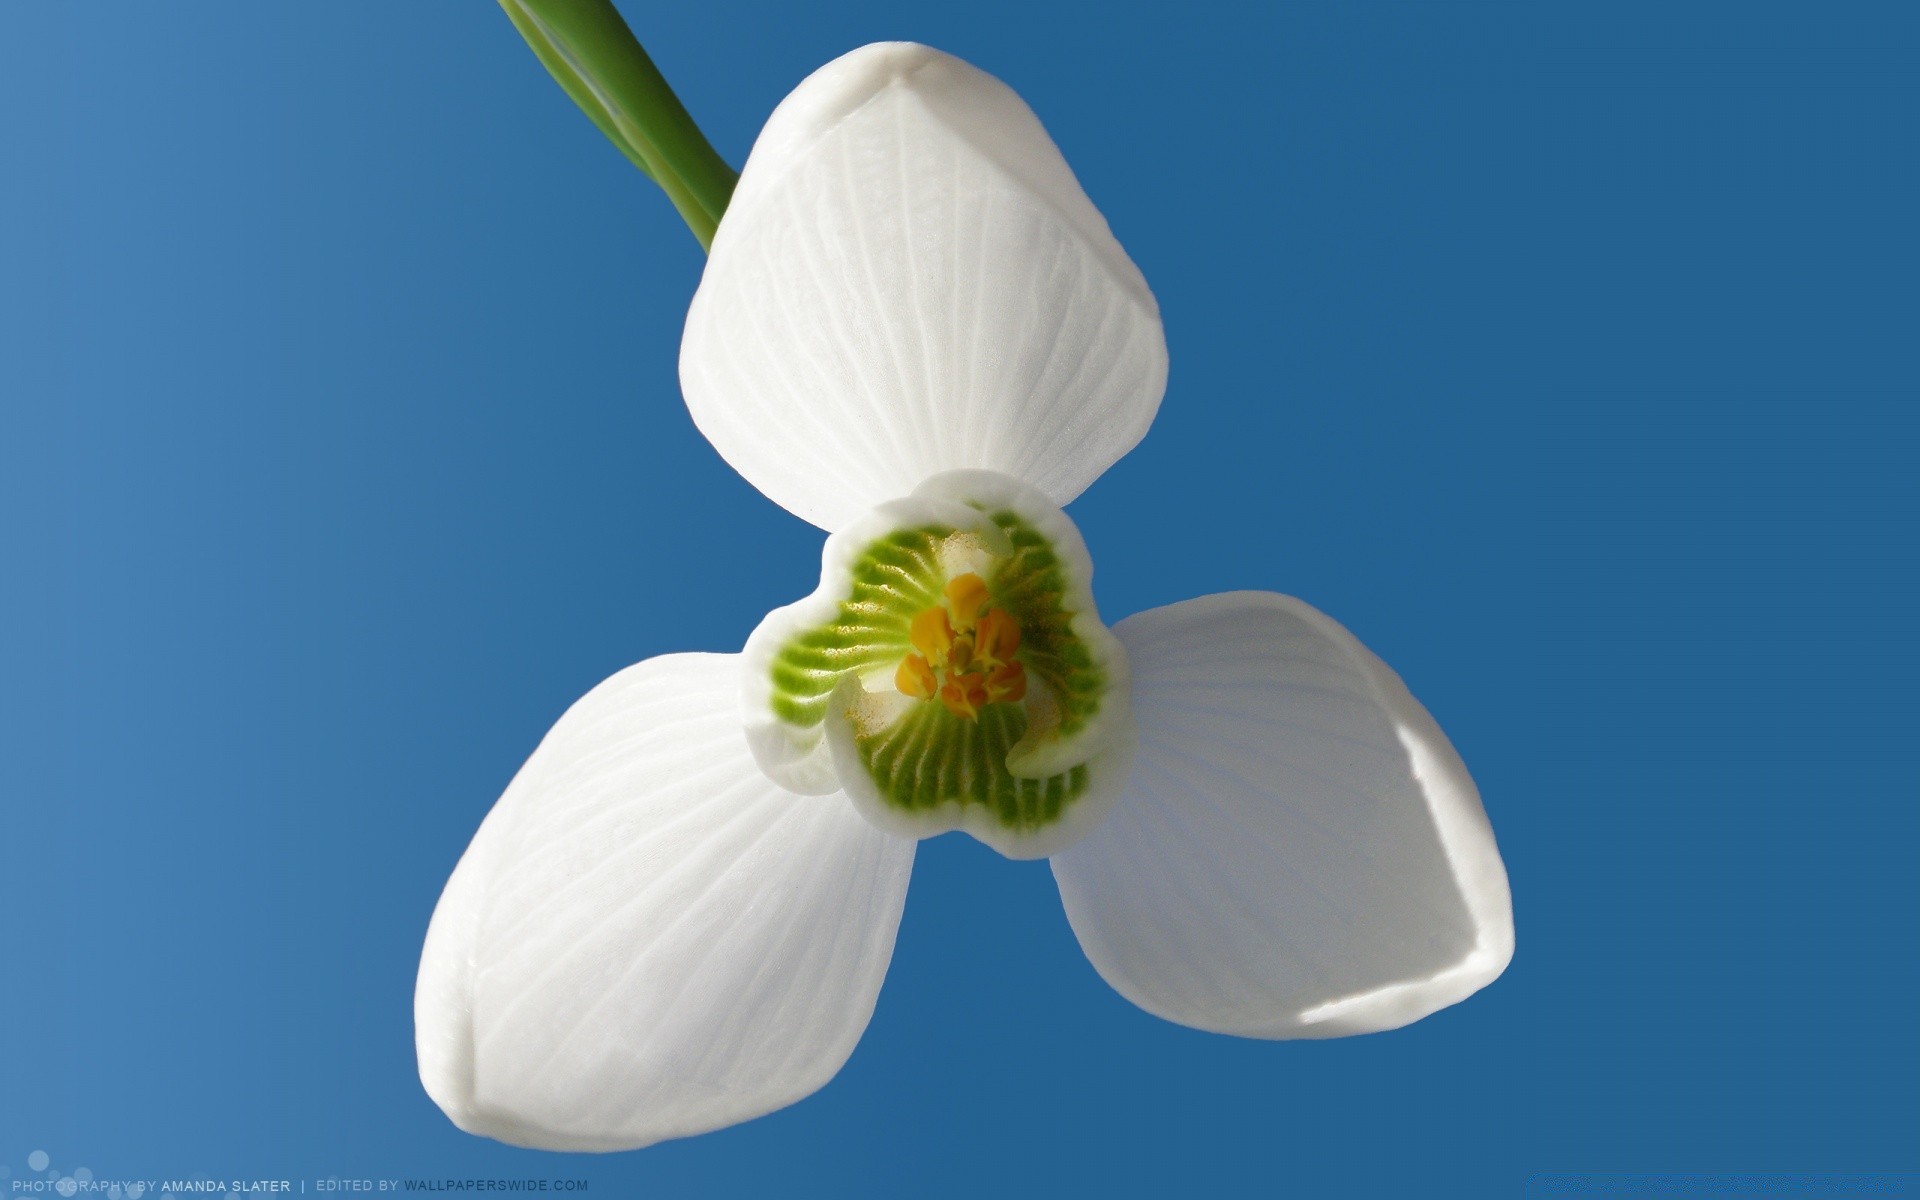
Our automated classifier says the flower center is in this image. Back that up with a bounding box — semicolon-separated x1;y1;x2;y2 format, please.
893;574;1028;719
740;469;1134;858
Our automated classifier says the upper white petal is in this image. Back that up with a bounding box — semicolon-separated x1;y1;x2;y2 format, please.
681;42;1168;530
416;653;915;1151
1050;593;1513;1038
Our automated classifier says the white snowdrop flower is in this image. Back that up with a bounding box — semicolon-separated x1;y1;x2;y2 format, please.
417;42;1512;1153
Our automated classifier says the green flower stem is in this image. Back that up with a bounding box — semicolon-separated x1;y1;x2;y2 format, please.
500;0;737;249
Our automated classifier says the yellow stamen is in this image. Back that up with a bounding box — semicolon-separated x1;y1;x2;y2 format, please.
910;605;955;667
896;654;938;700
973;608;1020;671
985;661;1027;704
898;575;1028;720
944;573;990;631
902;576;1036;714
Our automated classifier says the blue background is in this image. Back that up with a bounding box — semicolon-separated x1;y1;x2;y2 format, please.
4;2;1916;1196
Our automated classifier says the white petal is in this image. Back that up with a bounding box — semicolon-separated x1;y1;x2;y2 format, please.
1051;593;1513;1038
681;42;1168;531
416;653;915;1151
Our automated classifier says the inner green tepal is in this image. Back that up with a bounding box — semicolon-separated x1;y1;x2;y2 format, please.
768;507;1108;831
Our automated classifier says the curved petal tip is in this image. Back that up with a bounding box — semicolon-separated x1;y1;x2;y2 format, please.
1052;592;1512;1039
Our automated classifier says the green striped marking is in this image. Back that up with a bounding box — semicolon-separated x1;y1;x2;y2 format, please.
982;509;1105;742
855;702;1091;831
769;523;949;728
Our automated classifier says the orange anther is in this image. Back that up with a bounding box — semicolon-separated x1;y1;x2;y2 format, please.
895;653;938;700
910;605;955;667
944;573;990;631
985;661;1027;704
973;608;1021;670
